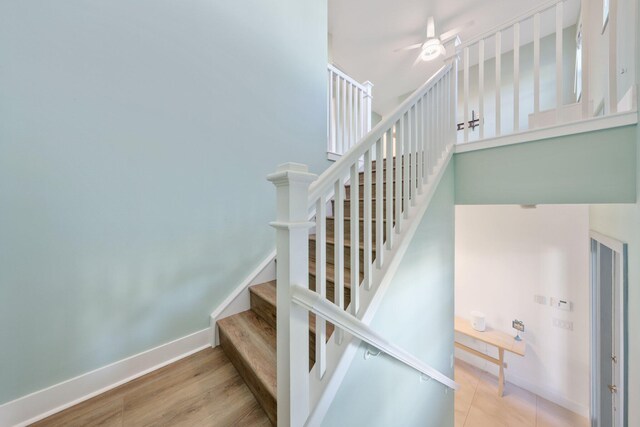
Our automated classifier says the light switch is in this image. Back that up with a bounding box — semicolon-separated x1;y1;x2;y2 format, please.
534;295;547;305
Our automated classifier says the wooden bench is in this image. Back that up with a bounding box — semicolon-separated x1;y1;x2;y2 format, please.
454;316;526;396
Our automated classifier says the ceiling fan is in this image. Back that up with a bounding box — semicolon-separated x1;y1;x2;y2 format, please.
396;17;472;62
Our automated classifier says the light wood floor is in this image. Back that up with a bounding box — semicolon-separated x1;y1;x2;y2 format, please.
455;359;589;427
31;348;590;427
31;347;271;427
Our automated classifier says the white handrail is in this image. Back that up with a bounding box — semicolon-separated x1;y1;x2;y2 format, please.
328;63;370;94
311;63;452;205
456;0;565;51
291;285;459;391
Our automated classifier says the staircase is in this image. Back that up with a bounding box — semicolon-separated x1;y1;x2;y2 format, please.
216;61;457;426
217;161;392;425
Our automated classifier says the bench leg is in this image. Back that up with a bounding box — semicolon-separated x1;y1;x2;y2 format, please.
498;348;505;396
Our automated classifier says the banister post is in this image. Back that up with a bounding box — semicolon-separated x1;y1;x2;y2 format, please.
267;162;317;427
450;58;458;149
363;81;374;133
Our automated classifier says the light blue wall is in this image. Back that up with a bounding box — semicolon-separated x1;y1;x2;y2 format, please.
455;125;637;205
321;163;455;427
0;0;328;404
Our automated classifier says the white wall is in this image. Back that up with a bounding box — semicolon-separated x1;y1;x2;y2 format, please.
455;204;590;416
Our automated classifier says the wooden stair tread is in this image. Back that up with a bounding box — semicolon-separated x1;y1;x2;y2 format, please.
309;233;378;250
249;281;335;338
214;157;407;424
218;310;276;424
326;216;395;229
249;280;276;306
344;180;407;188
308;260;363;288
326;216;389;223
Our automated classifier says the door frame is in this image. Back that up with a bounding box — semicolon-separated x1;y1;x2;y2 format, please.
589;231;627;427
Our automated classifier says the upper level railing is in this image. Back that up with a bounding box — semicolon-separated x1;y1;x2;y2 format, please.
327;64;373;157
269;62;457;426
455;0;637;145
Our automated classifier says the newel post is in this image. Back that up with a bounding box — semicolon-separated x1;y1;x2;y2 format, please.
267;163;317;427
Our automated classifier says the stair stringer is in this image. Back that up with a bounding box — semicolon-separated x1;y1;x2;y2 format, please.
304;146;455;426
210;251;276;346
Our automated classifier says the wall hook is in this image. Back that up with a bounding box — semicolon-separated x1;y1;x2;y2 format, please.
420;373;433;383
364;346;381;360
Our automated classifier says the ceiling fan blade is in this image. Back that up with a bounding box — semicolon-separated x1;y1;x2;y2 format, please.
427;16;436;38
394;43;423;52
412;53;424;67
439;20;475;42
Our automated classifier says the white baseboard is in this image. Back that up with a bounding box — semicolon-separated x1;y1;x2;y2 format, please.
210;251;276;346
454;351;590;418
506;371;590;418
0;328;211;427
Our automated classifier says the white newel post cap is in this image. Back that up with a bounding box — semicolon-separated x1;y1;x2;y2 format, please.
267;162;317;228
266;162;317;185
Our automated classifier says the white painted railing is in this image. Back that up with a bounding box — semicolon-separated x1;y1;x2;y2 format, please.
269;62;457;426
455;0;635;145
327;64;373;158
291;285;459;390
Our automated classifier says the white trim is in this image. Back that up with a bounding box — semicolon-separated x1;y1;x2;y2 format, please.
454;355;590;417
455;111;638;153
305;147;455;426
508;372;589;418
0;328;211;427
590;231;625;254
209;250;276;346
326;152;341;162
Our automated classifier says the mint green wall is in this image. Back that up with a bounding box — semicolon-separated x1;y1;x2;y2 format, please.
321;163;455;427
589;6;639;421
0;0;328;404
455;125;637;205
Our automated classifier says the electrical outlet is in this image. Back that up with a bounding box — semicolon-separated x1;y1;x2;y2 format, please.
534;295;547;305
553;318;573;331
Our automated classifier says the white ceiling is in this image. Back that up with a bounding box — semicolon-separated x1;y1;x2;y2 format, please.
329;0;580;116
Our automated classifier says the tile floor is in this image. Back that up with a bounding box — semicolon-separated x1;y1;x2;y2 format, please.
455;359;589;427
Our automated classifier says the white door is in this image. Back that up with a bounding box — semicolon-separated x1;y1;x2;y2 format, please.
590;232;626;427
